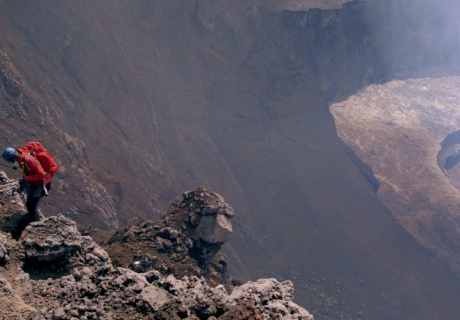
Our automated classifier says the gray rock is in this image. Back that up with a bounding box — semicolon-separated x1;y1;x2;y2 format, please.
228;278;314;320
80;236;110;266
0;278;18;298
196;214;232;243
0;233;10;264
158;227;179;240
21;215;82;262
52;307;65;319
220;207;234;218
152;274;228;309
202;206;218;215
137;283;174;311
0;171;9;183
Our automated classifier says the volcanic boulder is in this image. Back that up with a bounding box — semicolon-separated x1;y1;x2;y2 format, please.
169;187;234;267
21;215;83;263
105;187;235;286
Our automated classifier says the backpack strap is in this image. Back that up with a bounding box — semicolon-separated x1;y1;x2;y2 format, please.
22;153;31;171
24;153;43;173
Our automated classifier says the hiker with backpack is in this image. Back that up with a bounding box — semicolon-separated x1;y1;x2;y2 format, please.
2;142;59;222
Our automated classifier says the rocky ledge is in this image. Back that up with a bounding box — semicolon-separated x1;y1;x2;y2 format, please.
0;173;313;319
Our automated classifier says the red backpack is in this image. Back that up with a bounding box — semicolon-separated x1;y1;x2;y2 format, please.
19;142;59;178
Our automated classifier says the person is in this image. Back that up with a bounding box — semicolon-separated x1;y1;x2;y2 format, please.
2;142;58;222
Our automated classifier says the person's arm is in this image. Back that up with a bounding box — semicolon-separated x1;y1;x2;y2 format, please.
24;156;46;183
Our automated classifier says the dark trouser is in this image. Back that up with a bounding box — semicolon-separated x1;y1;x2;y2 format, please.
26;182;51;221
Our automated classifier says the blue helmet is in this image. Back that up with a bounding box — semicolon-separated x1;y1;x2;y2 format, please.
2;147;17;162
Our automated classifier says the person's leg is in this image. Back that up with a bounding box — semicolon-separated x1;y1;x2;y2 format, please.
26;185;44;222
37;183;50;220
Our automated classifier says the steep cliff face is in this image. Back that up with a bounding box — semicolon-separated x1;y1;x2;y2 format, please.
1;1;460;319
0;51;118;229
